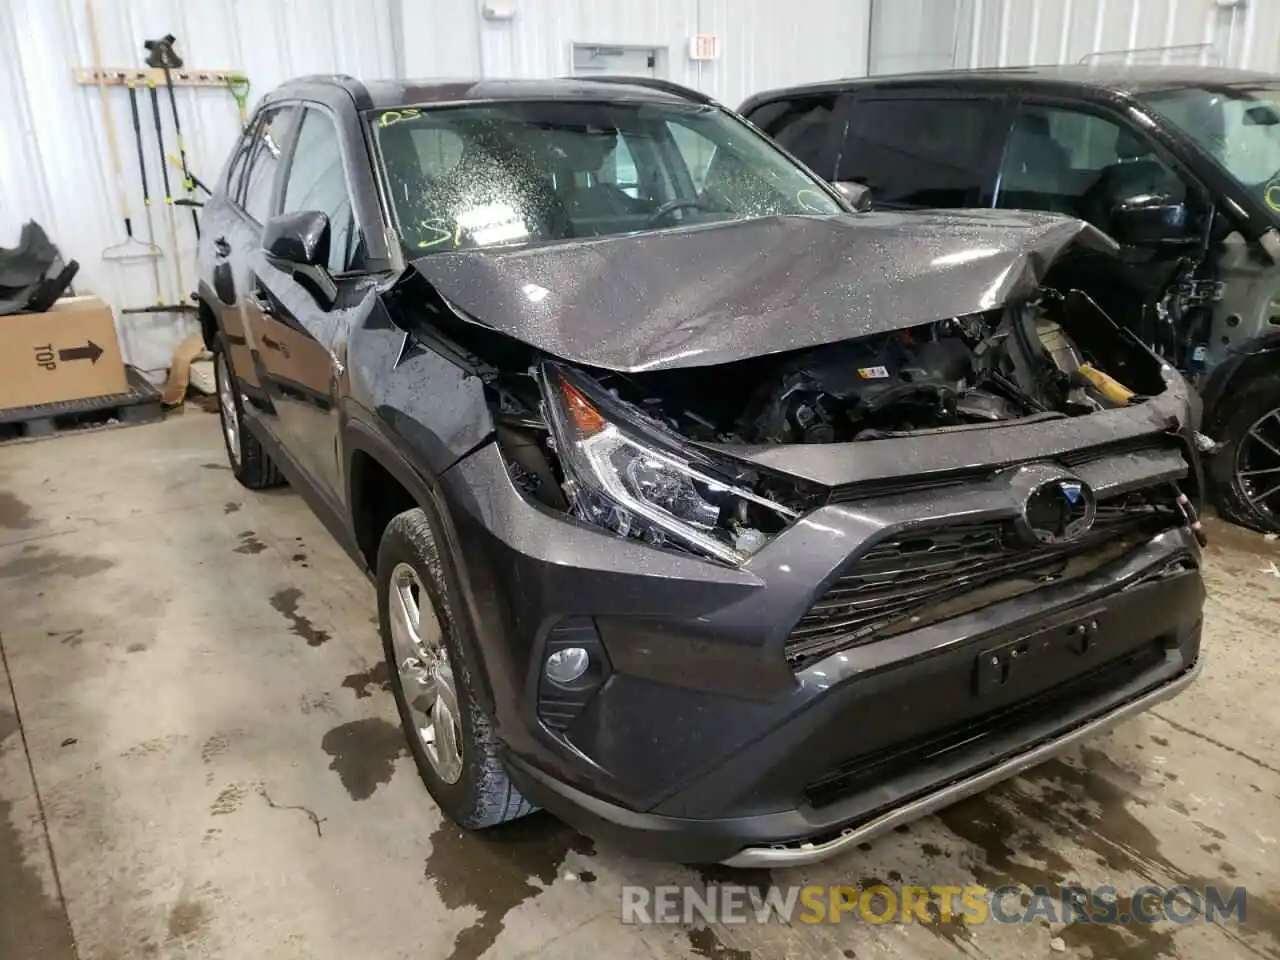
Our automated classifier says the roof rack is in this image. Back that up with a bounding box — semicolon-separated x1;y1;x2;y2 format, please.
565;75;716;106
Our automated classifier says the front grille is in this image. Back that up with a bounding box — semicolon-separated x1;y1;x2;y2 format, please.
785;487;1182;669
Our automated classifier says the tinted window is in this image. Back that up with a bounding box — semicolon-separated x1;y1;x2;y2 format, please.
996;104;1190;234
240;105;299;222
835;98;1006;207
281;108;357;272
746;96;838;177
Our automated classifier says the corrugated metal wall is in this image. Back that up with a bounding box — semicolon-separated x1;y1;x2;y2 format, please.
0;0;394;374
2;0;867;372
400;0;870;126
967;0;1280;72
4;0;1277;372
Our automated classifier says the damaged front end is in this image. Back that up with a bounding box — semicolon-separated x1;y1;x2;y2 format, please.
381;212;1202;573
366;212;1205;864
470;287;1200;582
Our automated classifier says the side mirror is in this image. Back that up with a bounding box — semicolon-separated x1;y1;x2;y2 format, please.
262;210;337;308
1109;194;1190;246
832;180;873;213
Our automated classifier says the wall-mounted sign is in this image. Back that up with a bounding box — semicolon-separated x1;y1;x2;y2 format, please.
688;35;721;61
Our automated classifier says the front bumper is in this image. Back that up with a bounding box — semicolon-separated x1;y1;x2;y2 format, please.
441;440;1204;865
511;648;1201;866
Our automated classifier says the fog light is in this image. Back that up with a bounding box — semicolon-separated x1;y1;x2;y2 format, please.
545;647;590;684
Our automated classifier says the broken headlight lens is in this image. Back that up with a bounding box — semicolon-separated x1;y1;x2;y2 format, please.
539;365;798;565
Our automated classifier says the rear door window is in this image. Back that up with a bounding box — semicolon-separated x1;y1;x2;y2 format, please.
833;96;1008;208
238;105;301;223
744;96;839;178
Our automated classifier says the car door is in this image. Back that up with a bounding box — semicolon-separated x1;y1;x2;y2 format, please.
211;103;302;428
246;104;367;504
741;94;843;180
993;98;1216;359
830;93;1011;208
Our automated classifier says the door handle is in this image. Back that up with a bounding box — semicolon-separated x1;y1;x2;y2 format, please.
248;288;274;315
213;236;231;257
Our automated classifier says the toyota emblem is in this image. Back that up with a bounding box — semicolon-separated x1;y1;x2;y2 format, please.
1007;465;1097;546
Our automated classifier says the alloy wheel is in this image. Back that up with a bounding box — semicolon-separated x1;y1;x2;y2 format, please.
216;353;242;466
1236;405;1280;524
387;562;463;783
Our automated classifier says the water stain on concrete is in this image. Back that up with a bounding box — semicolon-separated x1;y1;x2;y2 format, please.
166;899;210;942
0;492;36;530
424;815;595;960
223;502;240;515
234;531;267;555
0;749;77;960
936;746;1280;958
687;925;752;959
341;661;391;699
210;783;248;816
270;588;330;647
320;719;406;800
0;547;114;581
47;629;85;648
201;734;232;764
126;642;148;653
298;693;336;716
695;864;773;904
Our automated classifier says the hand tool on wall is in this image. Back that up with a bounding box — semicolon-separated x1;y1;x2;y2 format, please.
227;74;251;129
147;79;188;305
85;1;163;287
118;80;195;315
166;153;212;199
144;34;200;239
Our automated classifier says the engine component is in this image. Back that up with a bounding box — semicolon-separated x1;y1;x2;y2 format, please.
744;314;1059;443
1076;364;1135;406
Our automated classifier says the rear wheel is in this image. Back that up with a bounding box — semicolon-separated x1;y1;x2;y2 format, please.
1210;384;1280;533
214;341;285;490
377;507;534;828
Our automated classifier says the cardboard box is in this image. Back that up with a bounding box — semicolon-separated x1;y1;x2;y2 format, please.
0;296;129;411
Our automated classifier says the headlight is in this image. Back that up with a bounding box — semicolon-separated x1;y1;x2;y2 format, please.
539;363;799;565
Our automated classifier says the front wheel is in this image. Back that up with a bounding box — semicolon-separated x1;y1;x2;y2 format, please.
213;342;285;490
376;507;534;828
1210;384;1280;533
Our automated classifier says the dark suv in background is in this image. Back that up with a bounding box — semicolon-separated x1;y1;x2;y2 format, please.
742;65;1280;533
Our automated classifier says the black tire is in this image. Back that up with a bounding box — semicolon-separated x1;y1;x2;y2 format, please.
213;339;285;491
376;507;534;828
1209;382;1280;533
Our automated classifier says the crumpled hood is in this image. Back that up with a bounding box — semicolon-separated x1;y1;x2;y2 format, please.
408;210;1115;373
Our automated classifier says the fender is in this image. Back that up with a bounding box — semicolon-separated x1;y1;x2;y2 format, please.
1199;330;1280;433
342;408;498;715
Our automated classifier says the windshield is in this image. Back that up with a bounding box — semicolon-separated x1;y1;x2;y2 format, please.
369;100;841;254
1143;83;1280;217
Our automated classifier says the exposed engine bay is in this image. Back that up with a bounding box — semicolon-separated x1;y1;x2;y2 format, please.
477;284;1173;564
585;288;1163;448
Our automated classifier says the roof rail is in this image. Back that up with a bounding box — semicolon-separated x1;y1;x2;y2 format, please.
285;73;358;86
565;75;717;106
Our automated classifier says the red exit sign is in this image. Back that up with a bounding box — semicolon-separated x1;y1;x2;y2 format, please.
688;34;720;61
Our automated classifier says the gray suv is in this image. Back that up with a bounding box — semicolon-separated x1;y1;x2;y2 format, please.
198;75;1204;866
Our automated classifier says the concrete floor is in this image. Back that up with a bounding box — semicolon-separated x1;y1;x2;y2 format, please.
0;413;1277;960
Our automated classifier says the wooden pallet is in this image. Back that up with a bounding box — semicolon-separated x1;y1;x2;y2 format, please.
0;366;163;442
